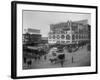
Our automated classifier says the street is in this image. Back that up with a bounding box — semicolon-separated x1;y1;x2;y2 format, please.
23;44;90;69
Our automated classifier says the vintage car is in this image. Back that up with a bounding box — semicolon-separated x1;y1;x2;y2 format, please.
48;48;65;64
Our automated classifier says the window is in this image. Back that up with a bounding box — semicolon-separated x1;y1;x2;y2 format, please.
56;41;60;44
76;34;78;39
79;35;81;39
61;31;65;34
56;35;60;39
61;35;65;39
53;35;55;39
49;35;52;39
61;41;65;44
72;35;75;40
66;41;70;43
66;35;70;40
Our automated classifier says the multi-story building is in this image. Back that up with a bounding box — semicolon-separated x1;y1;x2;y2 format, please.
41;37;48;44
23;28;41;45
48;20;90;45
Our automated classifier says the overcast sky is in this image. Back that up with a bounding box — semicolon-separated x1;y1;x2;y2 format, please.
23;10;91;37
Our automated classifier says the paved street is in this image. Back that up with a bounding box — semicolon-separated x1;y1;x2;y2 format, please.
23;44;90;69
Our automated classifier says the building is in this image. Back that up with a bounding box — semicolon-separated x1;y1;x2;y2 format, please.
27;28;40;34
48;20;90;45
41;37;48;44
23;28;41;45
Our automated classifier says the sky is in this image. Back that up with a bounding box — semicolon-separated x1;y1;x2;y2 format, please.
23;10;91;37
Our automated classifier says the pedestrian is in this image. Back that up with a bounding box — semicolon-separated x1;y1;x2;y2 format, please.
72;56;74;63
38;56;40;60
24;57;27;64
61;59;64;67
44;55;47;60
34;56;37;61
27;59;32;68
58;54;65;67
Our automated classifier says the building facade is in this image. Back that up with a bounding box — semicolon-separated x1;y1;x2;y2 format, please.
23;28;41;45
48;20;90;45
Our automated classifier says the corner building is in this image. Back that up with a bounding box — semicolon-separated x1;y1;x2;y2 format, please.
48;20;90;45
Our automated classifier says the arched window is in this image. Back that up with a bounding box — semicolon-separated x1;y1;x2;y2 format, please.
61;35;65;39
57;35;60;39
66;35;70;40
